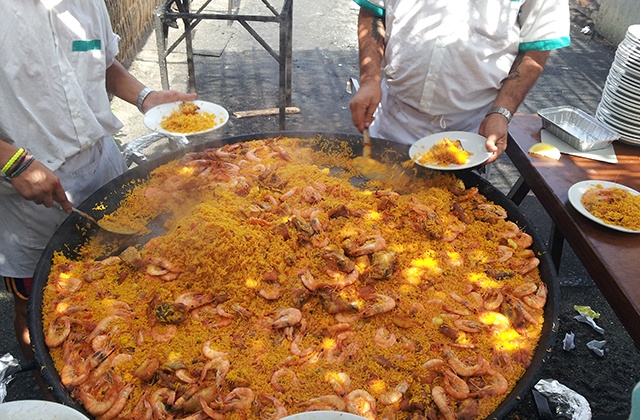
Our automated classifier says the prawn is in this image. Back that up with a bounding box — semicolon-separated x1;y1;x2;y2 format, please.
222;387;255;412
361;293;396;318
374;327;397;348
271;368;300;393
305;395;347;412
442;346;486;377
272;308;302;329
45;316;71;348
431;385;455;420
325;371;352;396
345;389;377;419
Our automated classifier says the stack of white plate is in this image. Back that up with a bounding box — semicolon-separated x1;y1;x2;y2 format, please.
596;24;640;146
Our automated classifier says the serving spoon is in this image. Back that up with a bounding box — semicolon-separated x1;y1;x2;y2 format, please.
69;207;140;235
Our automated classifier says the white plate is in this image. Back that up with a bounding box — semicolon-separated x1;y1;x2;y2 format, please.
144;100;229;136
568;180;640;233
283;411;367;420
0;400;89;420
409;131;492;170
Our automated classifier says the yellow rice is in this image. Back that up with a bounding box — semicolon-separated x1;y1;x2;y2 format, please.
581;185;640;231
414;138;472;166
42;137;546;419
160;102;218;133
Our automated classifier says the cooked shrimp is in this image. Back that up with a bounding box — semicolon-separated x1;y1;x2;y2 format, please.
483;289;504;311
97;384;134;420
55;275;82;295
222;387;255;412
271;368;300;393
132;357;160;381
431;385;455;420
523;283;548;309
151;324;177;343
149;387;176;419
442;346;486;377
79;382;122;416
325;371;352;396
175;292;214;310
374;327;397;348
345;389;377;419
259;394;289;419
442;368;470;400
45;316;71;348
471;364;509;397
200;357;231;387
453;319;483;334
344;235;386;257
306;395;347;412
272;308;303;329
378;380;410;405
361;293;396;318
512;282;537;298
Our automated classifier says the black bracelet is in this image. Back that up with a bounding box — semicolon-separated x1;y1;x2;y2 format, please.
9;155;36;179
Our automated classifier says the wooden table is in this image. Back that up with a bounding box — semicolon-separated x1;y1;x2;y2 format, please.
506;114;640;348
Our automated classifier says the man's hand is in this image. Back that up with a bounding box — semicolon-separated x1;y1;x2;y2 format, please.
11;159;72;213
141;90;198;114
349;81;382;133
479;113;509;164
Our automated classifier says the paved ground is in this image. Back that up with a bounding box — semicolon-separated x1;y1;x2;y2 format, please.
1;0;639;418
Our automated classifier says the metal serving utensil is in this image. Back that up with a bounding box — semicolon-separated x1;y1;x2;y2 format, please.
69;207;140;235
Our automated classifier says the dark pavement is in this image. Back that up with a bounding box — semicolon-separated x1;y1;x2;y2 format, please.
1;0;638;418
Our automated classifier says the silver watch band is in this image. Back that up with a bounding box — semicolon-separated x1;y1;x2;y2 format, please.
137;87;154;113
486;106;513;123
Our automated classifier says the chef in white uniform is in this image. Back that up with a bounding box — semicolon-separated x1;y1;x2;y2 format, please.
350;0;571;164
0;0;195;367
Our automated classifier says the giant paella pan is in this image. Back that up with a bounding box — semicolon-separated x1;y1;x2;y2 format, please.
29;132;558;419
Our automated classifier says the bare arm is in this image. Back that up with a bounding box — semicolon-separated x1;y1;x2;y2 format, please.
480;50;549;163
105;59;197;113
349;8;386;133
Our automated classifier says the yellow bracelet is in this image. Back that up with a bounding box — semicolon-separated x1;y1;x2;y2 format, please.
1;148;24;174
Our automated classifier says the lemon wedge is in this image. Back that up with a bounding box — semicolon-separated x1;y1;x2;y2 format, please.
528;142;561;160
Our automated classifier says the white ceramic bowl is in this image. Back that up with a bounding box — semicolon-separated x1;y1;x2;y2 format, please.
283;411;368;420
0;400;89;420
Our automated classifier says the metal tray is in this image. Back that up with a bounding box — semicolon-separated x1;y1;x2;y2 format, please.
538;106;620;151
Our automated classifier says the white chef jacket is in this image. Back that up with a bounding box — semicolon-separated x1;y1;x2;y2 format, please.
0;0;127;278
354;0;571;116
0;0;124;171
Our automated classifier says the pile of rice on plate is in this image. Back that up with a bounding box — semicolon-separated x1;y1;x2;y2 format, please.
581;184;640;231
43;136;547;419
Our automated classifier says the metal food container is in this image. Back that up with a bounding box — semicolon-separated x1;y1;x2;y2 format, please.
537;106;620;151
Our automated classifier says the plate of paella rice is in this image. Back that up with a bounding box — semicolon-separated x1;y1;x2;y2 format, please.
568;180;640;233
409;131;493;170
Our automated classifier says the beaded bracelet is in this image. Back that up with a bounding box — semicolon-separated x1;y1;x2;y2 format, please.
1;148;24;174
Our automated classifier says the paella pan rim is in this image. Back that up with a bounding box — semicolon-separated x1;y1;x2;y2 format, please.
29;131;559;419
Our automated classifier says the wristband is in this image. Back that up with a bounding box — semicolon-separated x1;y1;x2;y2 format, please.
486;106;513;123
137;87;154;113
2;148;24;174
8;155;36;179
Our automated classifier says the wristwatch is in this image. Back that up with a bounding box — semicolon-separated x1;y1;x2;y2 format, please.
486;106;513;123
137;87;154;113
